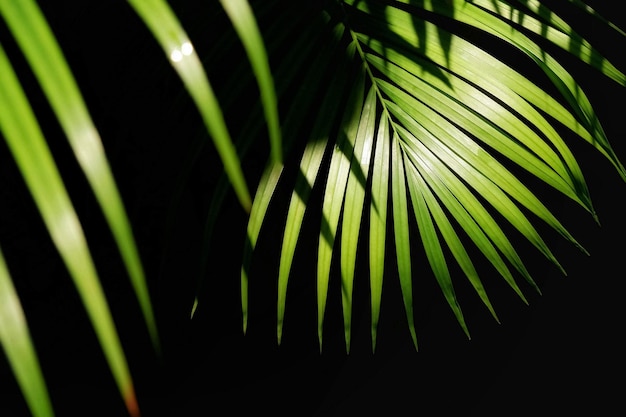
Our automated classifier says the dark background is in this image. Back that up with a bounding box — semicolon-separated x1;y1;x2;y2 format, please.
1;1;625;416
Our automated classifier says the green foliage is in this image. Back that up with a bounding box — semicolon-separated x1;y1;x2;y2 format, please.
0;1;624;416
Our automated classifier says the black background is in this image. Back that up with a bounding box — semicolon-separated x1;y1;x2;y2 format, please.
1;1;625;416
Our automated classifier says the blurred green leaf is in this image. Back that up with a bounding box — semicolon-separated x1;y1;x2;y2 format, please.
0;248;54;417
0;0;159;354
0;38;139;417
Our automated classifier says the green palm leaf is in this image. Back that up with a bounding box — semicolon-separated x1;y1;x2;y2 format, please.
1;0;625;414
314;59;366;352
368;114;392;352
241;0;625;349
128;0;253;212
1;0;276;414
0;38;138;416
241;14;348;335
219;0;282;163
0;0;158;357
403;149;470;339
390;133;419;350
0;248;53;417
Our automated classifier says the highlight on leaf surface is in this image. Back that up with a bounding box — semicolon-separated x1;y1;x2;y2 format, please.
128;0;253;213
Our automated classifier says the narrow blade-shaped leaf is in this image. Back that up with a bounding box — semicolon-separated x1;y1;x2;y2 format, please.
390;136;418;350
0;43;138;417
369;115;391;351
316;59;365;352
383;91;585;258
241;161;283;333
0;0;159;352
402;140;528;306
0;249;54;417
405;146;499;323
339;86;377;352
402;152;470;339
219;0;282;163
128;0;252;211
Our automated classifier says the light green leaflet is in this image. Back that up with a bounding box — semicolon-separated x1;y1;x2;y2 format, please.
0;39;138;416
339;85;377;352
404;0;626;178
368;115;391;352
0;0;158;355
241;161;284;333
399;124;530;305
402;142;510;317
399;132;533;305
7;0;162;338
478;0;625;84
219;0;282;163
242;18;346;336
390;136;419;350
394;113;568;277
380;85;585;259
402;151;470;339
316;61;365;352
195;10;333;321
127;0;252;212
366;53;587;209
274;54;356;346
349;6;594;207
0;249;53;417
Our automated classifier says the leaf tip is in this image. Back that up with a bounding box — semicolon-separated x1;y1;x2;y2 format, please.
409;327;418;352
592;212;601;226
124;385;140;417
371;328;378;354
317;328;323;354
277;322;283;346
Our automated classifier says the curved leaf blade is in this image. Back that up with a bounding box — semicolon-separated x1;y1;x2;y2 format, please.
315;60;365;352
339;86;377;352
403;152;470;339
369;115;391;351
390;135;418;351
128;0;252;211
219;0;282;163
0;0;159;353
241;161;284;333
0;42;139;417
0;249;54;417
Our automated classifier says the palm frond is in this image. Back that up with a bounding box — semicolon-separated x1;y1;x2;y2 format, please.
1;0;624;414
241;0;626;352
